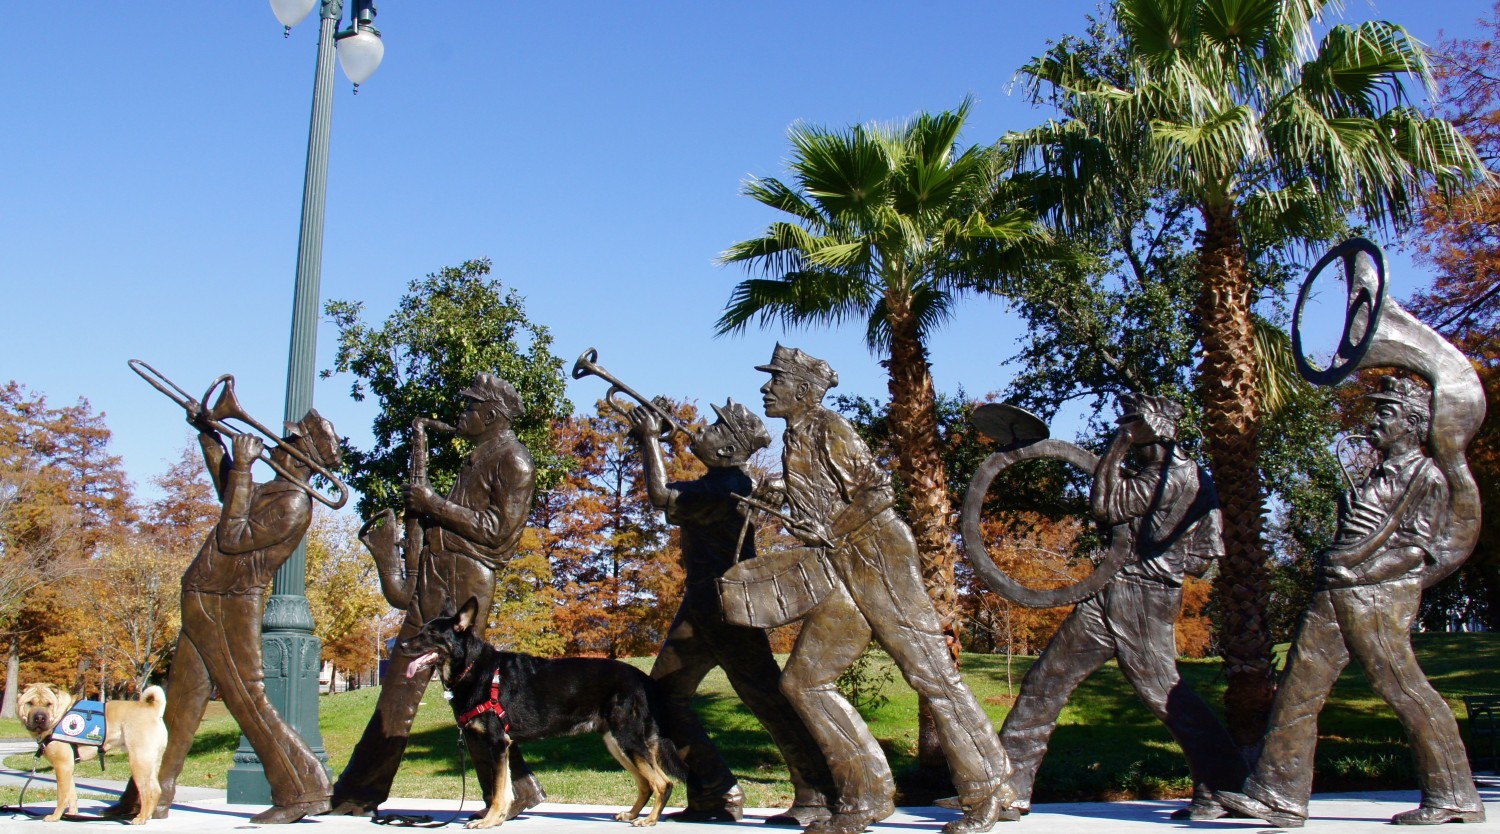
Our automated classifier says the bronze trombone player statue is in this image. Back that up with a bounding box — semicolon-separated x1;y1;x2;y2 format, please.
618;387;837;826
723;345;1014;834
1218;239;1487;827
112;362;347;823
960;396;1246;820
329;372;545;818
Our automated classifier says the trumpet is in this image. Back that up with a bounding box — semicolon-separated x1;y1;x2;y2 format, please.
128;359;350;509
571;347;694;441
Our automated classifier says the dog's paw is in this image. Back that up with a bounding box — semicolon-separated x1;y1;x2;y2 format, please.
42;811;63;822
629;817;658;827
464;818;504;829
614;811;637;822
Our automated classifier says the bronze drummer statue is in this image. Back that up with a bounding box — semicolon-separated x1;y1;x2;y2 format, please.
626;397;836;825
330;372;545;818
728;345;1014;834
1218;240;1488;827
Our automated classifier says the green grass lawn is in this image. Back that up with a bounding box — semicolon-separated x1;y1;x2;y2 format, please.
4;633;1496;807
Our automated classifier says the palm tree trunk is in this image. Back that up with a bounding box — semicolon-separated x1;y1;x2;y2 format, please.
1194;205;1274;746
886;310;961;769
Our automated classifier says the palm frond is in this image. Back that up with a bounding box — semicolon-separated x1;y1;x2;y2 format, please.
742;177;827;227
716;272;876;336
1252;315;1304;414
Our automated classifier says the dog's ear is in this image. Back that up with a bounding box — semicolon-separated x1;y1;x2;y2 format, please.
456;597;481;631
438;593;456;619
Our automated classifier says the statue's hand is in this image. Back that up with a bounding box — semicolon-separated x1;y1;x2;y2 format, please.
404;483;438;514
185;400;211;429
627;408;662;440
1319;563;1359;589
789;518;833;548
231;434;263;469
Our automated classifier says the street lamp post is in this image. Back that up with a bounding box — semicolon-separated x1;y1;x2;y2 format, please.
225;0;382;805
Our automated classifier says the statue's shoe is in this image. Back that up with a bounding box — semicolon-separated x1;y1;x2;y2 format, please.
323;798;376;817
764;804;833;826
1169;796;1233;820
1216;791;1305;828
250;799;331;824
940;786;1021;834
1392;806;1487;825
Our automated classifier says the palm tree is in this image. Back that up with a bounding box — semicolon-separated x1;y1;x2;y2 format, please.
1008;0;1483;742
716;101;1043;757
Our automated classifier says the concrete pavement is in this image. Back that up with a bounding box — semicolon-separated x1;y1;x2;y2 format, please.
1;745;1496;833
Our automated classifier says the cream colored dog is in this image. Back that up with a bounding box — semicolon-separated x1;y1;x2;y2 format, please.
17;682;167;825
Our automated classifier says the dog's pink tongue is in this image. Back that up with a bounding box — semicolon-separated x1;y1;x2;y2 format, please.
405;651;440;679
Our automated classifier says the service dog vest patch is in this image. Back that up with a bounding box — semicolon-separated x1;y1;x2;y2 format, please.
50;699;106;747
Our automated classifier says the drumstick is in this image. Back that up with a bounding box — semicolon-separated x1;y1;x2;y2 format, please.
731;493;838;549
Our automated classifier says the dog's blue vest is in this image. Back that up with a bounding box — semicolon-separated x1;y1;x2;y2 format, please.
49;699;106;747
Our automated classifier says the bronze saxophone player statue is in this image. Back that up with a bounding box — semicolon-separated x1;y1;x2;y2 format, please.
329;372;545;818
1217;239;1488;827
722;345;1014;834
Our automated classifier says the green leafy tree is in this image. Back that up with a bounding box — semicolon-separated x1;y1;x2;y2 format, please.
1008;0;1484;742
323;259;572;518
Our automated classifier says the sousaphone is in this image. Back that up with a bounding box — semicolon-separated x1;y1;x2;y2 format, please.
1292;238;1486;587
960;403;1134;608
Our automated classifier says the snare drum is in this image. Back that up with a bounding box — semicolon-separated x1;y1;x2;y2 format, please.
717;546;835;628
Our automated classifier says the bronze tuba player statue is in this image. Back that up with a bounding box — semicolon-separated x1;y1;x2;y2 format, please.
1217;240;1488;827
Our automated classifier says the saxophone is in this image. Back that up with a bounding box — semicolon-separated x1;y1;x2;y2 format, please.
359;416;454;608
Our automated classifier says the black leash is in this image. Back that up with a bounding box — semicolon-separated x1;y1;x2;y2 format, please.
1;746;49;818
372;727;470;827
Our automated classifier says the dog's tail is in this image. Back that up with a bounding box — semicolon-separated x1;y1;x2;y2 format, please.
140;685;167;717
655;736;688;782
639;684;689;782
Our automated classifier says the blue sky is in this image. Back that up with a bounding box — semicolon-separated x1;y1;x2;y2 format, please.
2;1;1488;503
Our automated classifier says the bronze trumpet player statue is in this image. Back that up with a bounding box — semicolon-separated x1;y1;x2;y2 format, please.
329;372;546;818
575;347;837;824
1217;239;1488;827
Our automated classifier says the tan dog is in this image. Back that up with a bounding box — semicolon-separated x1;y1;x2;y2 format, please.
17;683;167;825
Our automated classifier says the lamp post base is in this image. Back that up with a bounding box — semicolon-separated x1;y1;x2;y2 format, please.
226;597;330;805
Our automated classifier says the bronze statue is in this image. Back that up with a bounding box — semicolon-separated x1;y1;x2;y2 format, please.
964;395;1246;819
108;365;349;824
1217;240;1487;827
626;398;837;825
725;345;1014;834
329;372;545;818
113;414;343;822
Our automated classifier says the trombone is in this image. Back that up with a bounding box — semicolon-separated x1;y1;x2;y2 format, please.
571;347;694;441
128;359;350;509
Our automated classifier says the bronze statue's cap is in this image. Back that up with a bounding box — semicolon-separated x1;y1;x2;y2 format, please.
1117;392;1185;424
1365;376;1430;416
460;372;525;420
754;344;839;390
709;398;772;452
283;408;342;469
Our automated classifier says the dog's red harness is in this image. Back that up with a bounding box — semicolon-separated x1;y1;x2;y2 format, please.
456;669;509;732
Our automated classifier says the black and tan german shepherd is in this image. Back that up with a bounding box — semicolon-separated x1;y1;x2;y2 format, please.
402;597;686;828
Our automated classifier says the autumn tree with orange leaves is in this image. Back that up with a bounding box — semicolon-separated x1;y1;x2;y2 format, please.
532;399;700;657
